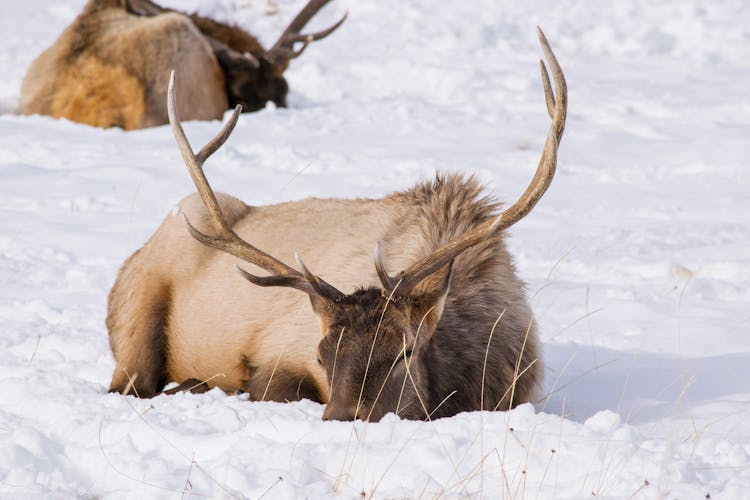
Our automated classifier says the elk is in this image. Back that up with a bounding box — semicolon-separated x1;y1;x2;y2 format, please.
106;28;566;421
18;0;345;130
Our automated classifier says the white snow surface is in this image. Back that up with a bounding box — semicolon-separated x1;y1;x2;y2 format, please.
1;0;749;498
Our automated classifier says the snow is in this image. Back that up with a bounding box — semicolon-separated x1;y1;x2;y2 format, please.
1;0;749;497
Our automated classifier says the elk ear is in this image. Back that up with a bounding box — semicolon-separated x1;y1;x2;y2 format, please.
308;294;329;316
408;261;453;338
207;37;260;70
307;294;335;334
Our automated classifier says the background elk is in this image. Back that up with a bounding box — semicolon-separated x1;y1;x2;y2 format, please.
18;0;345;130
106;28;566;421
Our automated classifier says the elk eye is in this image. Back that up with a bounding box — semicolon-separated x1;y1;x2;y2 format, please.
404;348;413;358
317;357;324;366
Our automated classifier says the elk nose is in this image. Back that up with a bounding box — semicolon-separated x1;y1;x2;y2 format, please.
322;404;358;421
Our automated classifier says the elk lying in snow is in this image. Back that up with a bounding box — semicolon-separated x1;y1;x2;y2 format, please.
106;28;566;421
18;0;345;130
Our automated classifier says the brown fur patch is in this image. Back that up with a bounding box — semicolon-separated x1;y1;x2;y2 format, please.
245;362;325;403
50;55;145;129
107;248;171;397
188;15;265;57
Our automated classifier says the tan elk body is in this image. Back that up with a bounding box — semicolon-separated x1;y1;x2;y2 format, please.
19;0;345;130
107;28;567;421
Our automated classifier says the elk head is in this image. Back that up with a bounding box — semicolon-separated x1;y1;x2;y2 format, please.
165;26;566;421
127;0;346;111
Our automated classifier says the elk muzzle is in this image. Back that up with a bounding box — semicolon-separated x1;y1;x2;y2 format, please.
322;403;368;421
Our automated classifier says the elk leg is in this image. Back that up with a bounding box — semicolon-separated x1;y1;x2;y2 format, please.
161;378;211;395
245;364;324;403
107;278;171;398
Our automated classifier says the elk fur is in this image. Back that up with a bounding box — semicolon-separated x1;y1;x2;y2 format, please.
19;0;344;129
107;174;541;414
106;27;566;421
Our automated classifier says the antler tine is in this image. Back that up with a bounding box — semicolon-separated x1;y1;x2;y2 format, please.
265;0;347;64
196;105;241;163
374;242;398;291
536;26;567;137
277;0;333;37
167;71;344;301
233;255;344;303
168;70;239;237
235;264;306;289
281;11;348;44
295;253;346;301
385;27;567;295
540;60;555;119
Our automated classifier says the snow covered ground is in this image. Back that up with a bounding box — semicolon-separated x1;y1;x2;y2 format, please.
1;0;748;497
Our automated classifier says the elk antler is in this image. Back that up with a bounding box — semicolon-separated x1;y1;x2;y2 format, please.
264;0;347;65
167;71;344;302
125;0;166;16
376;27;568;296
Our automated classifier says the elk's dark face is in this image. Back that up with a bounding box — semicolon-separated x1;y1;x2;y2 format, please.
313;282;449;422
222;58;289;112
316;289;414;422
